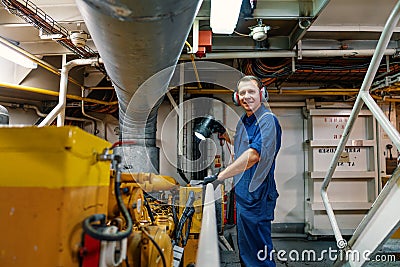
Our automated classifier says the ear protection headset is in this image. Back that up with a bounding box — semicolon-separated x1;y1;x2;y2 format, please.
232;75;268;106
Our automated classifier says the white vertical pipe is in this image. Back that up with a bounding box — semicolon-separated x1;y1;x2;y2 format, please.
56;54;68;126
39;58;99;127
190;19;199;54
196;184;220;267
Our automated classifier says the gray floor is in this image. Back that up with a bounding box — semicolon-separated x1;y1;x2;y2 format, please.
219;225;400;267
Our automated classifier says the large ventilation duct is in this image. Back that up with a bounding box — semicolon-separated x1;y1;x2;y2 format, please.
76;0;202;173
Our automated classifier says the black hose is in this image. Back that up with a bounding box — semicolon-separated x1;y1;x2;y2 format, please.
172;195;179;226
174;191;195;245
82;155;133;241
170;195;179;241
174;206;195;246
144;197;156;224
181;208;195;247
142;228;167;267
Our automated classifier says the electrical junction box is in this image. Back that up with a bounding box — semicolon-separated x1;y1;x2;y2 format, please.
0;126;111;266
195;30;212;58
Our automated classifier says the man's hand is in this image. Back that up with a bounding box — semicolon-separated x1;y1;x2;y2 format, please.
203;174;217;184
203;174;223;188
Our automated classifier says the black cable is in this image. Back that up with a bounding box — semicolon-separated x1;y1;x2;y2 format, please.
82;155;133;241
144;197;156;224
142;228;167;267
174;191;196;246
174;214;186;244
171;195;179;237
181;208;195;247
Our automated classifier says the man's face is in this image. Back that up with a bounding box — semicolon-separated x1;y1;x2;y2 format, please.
237;80;262;113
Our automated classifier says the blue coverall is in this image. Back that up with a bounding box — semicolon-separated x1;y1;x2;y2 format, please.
233;104;282;267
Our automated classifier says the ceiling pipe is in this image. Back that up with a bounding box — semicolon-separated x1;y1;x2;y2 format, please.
0;81;118;105
0;101;96;130
76;0;202;174
179;49;397;60
1;0;96;58
38;58;101;127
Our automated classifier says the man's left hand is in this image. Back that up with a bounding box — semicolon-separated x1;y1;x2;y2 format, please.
203;174;223;188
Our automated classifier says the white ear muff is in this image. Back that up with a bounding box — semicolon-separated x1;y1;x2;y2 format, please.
232;91;240;106
234;76;268;105
260;86;269;102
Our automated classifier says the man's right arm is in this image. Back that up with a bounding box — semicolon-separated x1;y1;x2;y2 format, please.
217;148;260;181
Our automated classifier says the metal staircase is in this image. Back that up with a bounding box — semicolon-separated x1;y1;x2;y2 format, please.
321;1;400;266
338;168;400;266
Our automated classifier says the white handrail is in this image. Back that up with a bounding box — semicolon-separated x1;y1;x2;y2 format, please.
196;184;220;267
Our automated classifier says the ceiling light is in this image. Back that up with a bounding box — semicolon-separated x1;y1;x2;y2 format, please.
69;31;89;48
210;0;242;34
250;25;270;41
0;42;37;69
39;28;63;40
249;19;271;41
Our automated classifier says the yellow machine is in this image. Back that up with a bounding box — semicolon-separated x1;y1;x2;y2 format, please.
178;187;203;266
0;126;111;266
0;126;219;267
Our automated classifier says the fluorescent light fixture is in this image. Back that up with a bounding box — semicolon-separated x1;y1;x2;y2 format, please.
39;28;63;40
0;42;37;69
210;0;242;34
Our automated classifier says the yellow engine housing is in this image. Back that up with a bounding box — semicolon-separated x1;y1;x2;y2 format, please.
0;126;111;266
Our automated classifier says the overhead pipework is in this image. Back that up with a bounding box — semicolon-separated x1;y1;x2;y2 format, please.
1;0;96;58
76;0;203;174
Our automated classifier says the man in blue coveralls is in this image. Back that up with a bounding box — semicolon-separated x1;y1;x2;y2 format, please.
208;75;282;266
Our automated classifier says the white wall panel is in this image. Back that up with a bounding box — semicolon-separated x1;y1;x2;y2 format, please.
273;107;305;224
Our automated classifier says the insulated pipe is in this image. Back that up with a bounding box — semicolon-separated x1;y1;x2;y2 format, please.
179;49;397;60
0;101;96;130
38;58;100;127
76;0;202;173
320;0;400;250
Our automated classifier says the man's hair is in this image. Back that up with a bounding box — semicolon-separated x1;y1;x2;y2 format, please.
236;75;264;91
